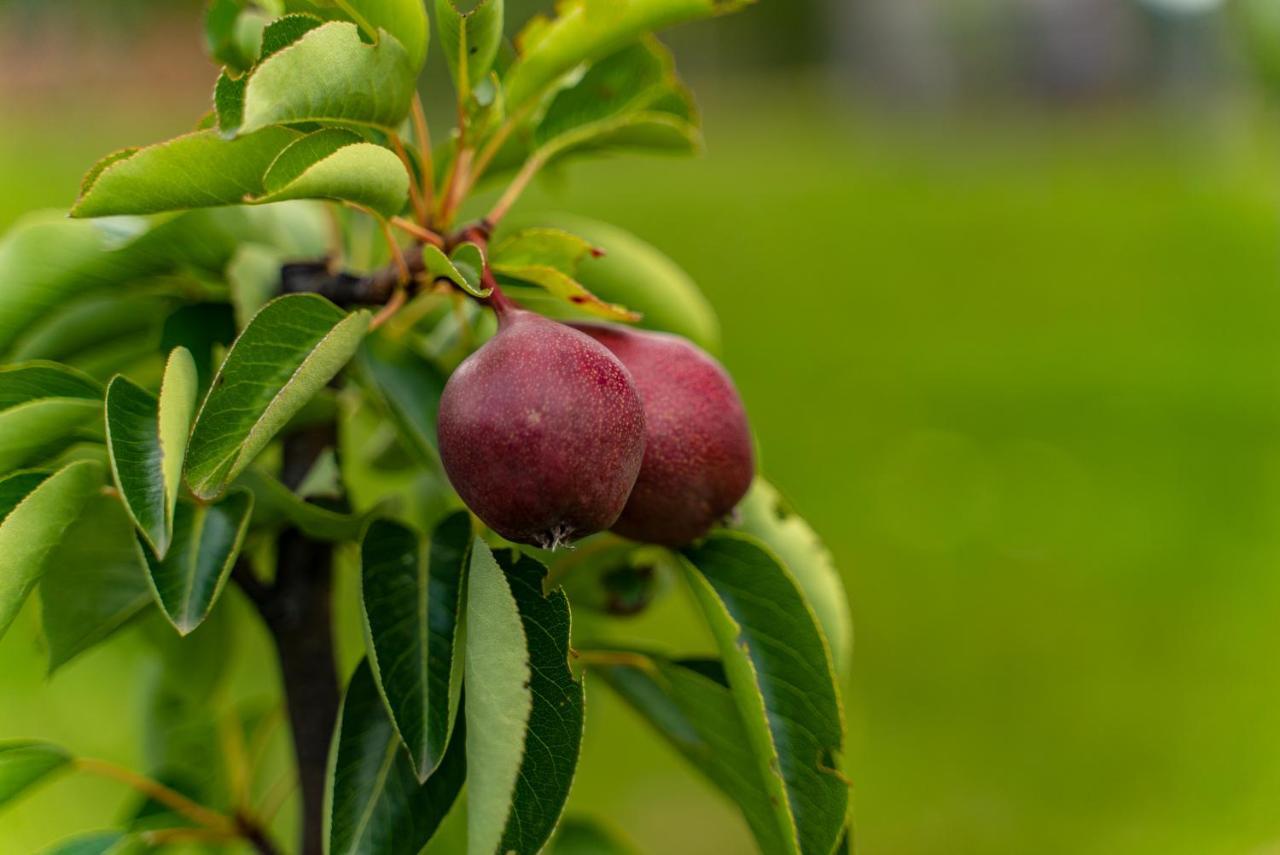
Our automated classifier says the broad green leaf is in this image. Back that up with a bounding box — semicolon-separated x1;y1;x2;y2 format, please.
104;349;198;556
326;660;467;855
0;472;51;518
0;741;72;808
185;294;370;499
435;0;504;96
71;128;300;218
252;130;410;218
141;490;253;635
40;831;134;855
513;213;720;351
160;303;238;394
0;362;102;408
489;227;639;320
547;110;700;161
681;533;848;855
361;513;470;780
503;0;753;111
8;293;172;366
549;816;640;855
595;653;795;854
0;207;324;356
40;494;153;674
534;39;687;148
0;362;102;473
215;14;326;131
341;0;431;70
466;545;584;855
354;333;449;469
0;461;104;640
234;465;368;542
733;479;852;676
494;264;638;322
421;244;492;298
463;540;531;855
236;21;417;135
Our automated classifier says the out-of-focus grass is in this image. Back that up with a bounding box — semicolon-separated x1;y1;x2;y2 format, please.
4;86;1280;855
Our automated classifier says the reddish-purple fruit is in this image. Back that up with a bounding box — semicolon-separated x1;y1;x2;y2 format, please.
438;301;646;549
573;324;755;547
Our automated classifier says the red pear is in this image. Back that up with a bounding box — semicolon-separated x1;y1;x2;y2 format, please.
438;303;646;548
573;324;755;547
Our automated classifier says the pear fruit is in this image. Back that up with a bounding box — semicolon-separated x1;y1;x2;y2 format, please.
573;324;754;547
438;302;646;548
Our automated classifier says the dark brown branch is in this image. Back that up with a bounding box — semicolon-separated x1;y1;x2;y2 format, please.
233;425;341;855
280;221;494;309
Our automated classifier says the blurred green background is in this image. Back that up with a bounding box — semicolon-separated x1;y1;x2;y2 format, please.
5;0;1280;853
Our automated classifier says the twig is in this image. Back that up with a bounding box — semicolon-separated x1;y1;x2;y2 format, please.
412;94;435;217
486;151;548;227
437;147;474;229
370;286;408;330
390;215;446;248
76;757;236;832
389;132;430;226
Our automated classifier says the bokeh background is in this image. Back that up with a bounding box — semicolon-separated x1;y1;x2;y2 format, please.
5;0;1280;853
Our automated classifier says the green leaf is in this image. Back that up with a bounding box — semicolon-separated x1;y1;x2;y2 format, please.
234;21;417;135
681;533;848;855
488;227;638;320
595;653;797;854
354;333;449;469
342;0;431;70
733;479;852;676
465;543;584;855
549;816;640;855
72;128;300;218
361;513;470;780
252;129;410;218
228;243;286;329
0;741;72;809
104;349;199;556
534;38;691;149
421;244;492;298
40;831;133;855
185;294;370;499
140;490;253;635
0;362;103;473
40;493;153;674
495;265;638;322
0;460;104;641
326;659;467;855
503;0;753;111
234;465;369;542
159;304;238;395
435;0;504;97
511;213;720;351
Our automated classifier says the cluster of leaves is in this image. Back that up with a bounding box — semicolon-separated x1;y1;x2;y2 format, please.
0;0;853;853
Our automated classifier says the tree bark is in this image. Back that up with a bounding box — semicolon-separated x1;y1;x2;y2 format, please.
235;425;341;855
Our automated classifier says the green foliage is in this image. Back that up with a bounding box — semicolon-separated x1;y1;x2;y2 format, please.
733;479;852;676
0;741;72;808
682;534;849;854
231;21;418;134
503;0;753;110
184;294;370;499
0;461;104;641
0;362;102;471
435;0;505;99
39;831;132;855
360;514;469;780
140;491;253;635
327;660;466;855
104;349;198;557
40;494;153;674
509;212;721;350
0;1;852;852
